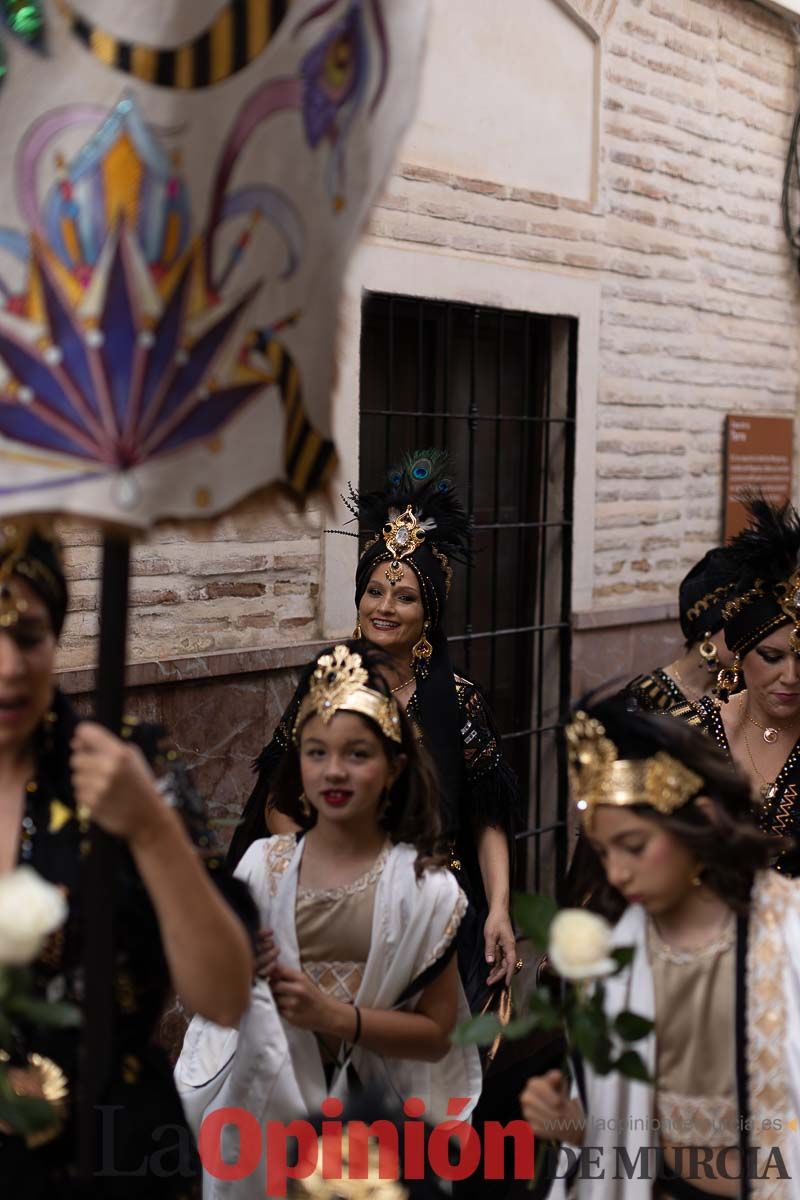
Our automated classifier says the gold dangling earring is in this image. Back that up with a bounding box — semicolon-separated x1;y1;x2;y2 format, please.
691;868;704;888
352;619;363;639
713;653;741;704
698;631;720;675
299;792;311;818
412;621;433;680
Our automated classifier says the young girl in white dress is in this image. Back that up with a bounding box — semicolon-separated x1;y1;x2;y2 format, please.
177;642;481;1197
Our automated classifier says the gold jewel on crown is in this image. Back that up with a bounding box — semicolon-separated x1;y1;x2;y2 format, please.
382;505;426;587
566;711;704;829
294;645;402;744
775;563;800;654
383;505;426;559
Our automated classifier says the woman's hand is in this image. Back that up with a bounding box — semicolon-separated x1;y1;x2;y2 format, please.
484;906;517;987
70;722;168;845
270;965;344;1033
520;1070;585;1145
255;928;281;980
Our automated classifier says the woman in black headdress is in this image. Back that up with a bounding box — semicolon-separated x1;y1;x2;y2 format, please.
0;522;254;1196
670;496;800;875
623;547;736;713
228;451;520;1013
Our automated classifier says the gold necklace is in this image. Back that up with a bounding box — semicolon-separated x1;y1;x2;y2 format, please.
745;709;783;745
670;662;702;702
390;676;415;695
743;727;779;801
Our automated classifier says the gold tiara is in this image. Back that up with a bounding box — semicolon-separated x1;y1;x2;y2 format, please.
566;711;703;829
294;645;402;744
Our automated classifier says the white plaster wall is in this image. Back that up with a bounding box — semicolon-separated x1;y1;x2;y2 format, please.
402;0;599;202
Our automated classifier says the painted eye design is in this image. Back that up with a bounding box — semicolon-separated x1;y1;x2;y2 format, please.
323;34;355;93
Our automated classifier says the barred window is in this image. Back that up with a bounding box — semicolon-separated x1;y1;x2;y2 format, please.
359;295;576;896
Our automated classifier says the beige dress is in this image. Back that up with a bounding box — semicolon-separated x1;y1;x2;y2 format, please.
648;914;738;1196
295;845;389;1069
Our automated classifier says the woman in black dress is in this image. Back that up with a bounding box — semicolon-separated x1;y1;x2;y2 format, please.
623;547;736;713
670;497;800;875
0;522;254;1196
228;452;519;1014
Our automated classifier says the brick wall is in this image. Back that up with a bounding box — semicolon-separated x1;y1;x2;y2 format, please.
371;0;800;610
55;0;800;675
55;497;323;671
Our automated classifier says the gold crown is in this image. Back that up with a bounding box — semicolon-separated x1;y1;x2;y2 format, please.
566;711;704;829
294;645;402;744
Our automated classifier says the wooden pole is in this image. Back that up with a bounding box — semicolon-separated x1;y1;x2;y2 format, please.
78;532;131;1181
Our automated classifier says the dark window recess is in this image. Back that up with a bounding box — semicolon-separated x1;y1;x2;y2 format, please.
359;295;576;898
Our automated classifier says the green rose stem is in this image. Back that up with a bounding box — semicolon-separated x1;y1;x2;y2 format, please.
452;894;654;1192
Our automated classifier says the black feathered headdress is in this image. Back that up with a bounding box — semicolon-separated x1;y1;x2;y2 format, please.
721;494;800;656
345;449;470;630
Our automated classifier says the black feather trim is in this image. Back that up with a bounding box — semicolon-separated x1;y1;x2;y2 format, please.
724;491;800;589
352;449;471;563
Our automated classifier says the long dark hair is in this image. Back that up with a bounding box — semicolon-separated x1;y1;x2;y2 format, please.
565;696;787;920
270;641;447;878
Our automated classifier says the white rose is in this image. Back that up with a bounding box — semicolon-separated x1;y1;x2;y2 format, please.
0;867;68;967
548;908;616;982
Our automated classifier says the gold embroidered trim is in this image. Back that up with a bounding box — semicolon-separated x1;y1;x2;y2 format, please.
418;888;468;975
265;834;297;897
648;914;735;965
655;1090;739;1148
747;870;792;1198
303;961;364;1004
686;582;736;624
723;579;766;619
296;845;389;903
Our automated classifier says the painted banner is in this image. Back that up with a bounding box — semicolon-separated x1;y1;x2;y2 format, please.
0;0;428;525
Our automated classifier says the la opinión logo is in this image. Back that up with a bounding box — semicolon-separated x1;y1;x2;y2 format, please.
198;1097;536;1195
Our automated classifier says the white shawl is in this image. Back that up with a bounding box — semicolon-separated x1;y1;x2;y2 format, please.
237;834;482;1123
551;870;800;1199
176;835;482;1197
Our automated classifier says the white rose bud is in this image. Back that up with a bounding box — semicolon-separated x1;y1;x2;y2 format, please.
548;908;616;982
0;867;68;967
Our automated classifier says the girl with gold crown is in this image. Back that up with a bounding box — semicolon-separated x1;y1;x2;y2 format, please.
176;641;481;1198
520;694;800;1200
670;496;800;876
227;452;520;1016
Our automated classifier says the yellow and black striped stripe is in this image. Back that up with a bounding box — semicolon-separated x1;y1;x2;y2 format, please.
58;0;292;89
276;340;337;496
245;330;336;496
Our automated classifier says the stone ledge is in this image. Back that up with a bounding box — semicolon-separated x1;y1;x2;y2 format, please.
57;640;330;695
572;602;680;631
